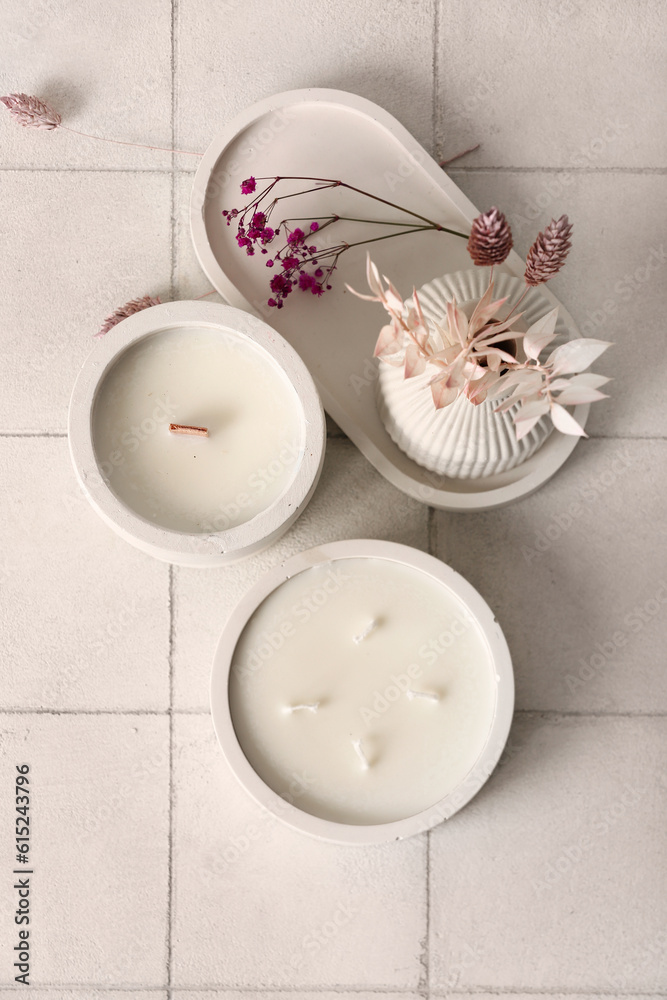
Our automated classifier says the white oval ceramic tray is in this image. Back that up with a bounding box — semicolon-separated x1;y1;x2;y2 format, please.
191;88;588;512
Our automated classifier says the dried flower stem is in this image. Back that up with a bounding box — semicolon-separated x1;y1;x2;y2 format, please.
58;124;201;156
438;143;481;166
252;175;467;236
503;285;530;322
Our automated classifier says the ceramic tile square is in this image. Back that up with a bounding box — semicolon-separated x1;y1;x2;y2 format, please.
445;170;667;437
172;715;426;988
174;0;435;157
172;438;430;711
0;715;169;987
429;714;667;991
435;0;666;167
0;438;169;711
0;0;172;169
435;438;667;713
0;170;171;433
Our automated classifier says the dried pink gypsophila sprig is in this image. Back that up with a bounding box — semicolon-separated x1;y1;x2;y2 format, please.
95;296;161;338
223;175;468;308
524;214;573;286
0;92;201;155
467;206;513;267
350;256;612;439
0;93;61;129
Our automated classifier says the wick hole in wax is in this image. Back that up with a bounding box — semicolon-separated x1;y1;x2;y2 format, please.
406;688;441;703
283;701;322;714
352;738;374;771
353;616;383;644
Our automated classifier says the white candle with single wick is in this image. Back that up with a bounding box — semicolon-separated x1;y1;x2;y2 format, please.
229;556;498;826
92;326;304;533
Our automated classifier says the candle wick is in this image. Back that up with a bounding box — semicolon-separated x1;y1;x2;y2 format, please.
169;423;209;437
352;739;370;770
407;689;440;702
353;619;378;644
284;702;320;714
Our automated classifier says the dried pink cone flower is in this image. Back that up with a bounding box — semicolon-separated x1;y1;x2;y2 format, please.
95;295;160;338
467;207;513;267
0;93;61;130
524;214;573;286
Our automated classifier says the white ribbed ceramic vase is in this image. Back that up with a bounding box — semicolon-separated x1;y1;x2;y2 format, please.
376;270;565;480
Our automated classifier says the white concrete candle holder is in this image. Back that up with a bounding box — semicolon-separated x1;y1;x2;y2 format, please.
211;539;515;845
68;301;325;567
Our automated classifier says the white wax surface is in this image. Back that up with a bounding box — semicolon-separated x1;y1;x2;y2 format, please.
229;558;497;825
92;327;304;533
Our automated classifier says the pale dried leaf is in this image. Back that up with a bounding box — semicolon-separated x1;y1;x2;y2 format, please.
547;338;611;375
482;345;519;366
515;397;551;420
550;401;588;436
366;254;383;298
469;295;512;336
523;307;559;360
431;380;459;409
485;369;535;399
475;325;524;347
382;277;404;313
514;413;544;440
549;372;612;392
553;385;608;405
404;344;428;378
374;323;404;359
345;284;380;302
464;370;500;404
466;278;496;330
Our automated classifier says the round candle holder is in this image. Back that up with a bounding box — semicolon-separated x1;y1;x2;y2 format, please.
211;539;515;844
68;301;326;567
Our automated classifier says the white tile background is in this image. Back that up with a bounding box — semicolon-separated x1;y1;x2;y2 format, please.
0;0;666;995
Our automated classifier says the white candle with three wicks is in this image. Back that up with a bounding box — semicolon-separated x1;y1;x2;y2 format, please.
229;555;498;826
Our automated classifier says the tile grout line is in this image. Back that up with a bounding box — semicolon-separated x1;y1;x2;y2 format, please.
170;0;177;305
3;708;667;718
3;432;667;441
0;167;176;173
432;0;440;158
168;0;177;991
4;986;663;995
422;499;437;995
0;432;68;438
447;166;667;175
423;829;431;996
1;165;665;174
167;562;176;993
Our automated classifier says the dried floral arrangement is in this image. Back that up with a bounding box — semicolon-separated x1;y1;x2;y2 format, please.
222;173;610;437
1;92;611;435
222;174;470;308
352;210;611;439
